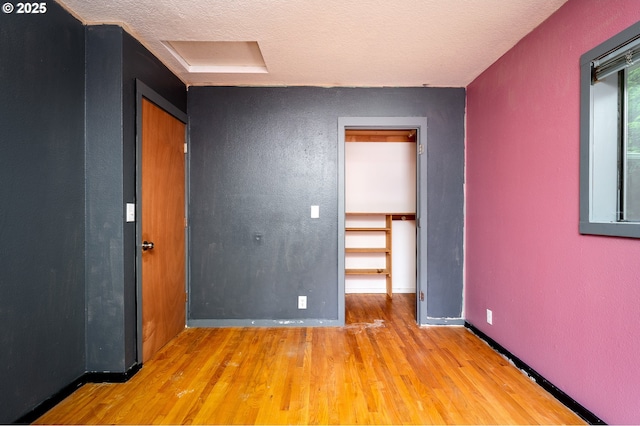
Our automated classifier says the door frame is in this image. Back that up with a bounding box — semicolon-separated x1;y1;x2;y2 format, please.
338;117;428;325
135;80;188;363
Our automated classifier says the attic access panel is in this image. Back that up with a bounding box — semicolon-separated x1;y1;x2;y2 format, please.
163;40;267;73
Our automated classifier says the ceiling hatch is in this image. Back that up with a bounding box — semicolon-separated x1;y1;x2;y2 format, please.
162;41;268;73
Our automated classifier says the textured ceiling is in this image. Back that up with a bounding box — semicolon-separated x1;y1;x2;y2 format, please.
57;0;567;87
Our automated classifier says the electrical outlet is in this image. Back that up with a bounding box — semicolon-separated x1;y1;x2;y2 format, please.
486;309;493;325
298;295;307;309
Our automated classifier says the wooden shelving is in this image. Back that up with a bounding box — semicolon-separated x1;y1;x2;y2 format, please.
345;213;393;297
345;247;389;253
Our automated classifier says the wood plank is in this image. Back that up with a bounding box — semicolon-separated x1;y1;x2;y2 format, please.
385;214;392;298
345;247;390;253
35;294;585;425
345;268;389;275
391;213;416;221
345;129;417;142
345;227;390;231
347;212;413;215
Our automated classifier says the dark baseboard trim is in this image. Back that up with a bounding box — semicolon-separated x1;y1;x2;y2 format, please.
13;363;142;424
13;375;85;424
84;362;143;383
465;322;605;425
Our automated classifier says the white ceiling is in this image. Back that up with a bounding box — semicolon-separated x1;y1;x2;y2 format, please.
57;0;567;87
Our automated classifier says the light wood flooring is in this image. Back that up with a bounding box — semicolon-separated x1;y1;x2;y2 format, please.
35;294;585;424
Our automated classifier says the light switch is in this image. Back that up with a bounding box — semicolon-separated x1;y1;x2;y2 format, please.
126;203;135;222
311;205;319;219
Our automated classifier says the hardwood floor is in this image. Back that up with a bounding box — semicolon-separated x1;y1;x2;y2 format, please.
36;294;585;424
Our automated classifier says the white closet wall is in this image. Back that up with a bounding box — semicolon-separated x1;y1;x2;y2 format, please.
345;142;416;294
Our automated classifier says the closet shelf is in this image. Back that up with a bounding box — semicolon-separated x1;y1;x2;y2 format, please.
345;213;393;298
345;227;391;232
345;268;390;275
345;247;390;253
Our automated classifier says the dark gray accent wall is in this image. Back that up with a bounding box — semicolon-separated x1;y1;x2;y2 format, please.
85;24;127;373
0;3;86;423
188;87;465;324
85;26;186;372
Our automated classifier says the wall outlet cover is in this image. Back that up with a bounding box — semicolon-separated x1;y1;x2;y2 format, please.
298;295;307;309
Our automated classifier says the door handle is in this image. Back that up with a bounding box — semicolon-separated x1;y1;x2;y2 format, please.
142;241;155;251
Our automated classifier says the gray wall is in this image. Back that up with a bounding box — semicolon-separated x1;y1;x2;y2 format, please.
85;26;186;373
188;87;465;324
0;3;86;422
0;13;185;421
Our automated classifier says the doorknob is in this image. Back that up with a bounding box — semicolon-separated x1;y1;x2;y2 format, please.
142;241;155;251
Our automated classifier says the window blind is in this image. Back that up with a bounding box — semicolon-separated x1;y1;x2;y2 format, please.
592;36;640;82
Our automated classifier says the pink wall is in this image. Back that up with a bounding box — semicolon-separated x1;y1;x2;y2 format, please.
466;0;640;423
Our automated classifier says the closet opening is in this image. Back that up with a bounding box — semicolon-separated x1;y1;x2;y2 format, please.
344;128;418;321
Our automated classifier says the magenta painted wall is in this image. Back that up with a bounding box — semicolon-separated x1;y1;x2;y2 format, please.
466;0;640;423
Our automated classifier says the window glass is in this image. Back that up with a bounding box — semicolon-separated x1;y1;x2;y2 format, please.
624;63;640;221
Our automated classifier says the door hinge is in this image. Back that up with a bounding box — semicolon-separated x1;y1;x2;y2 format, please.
418;144;424;155
184;217;188;228
184;143;188;154
185;292;188;303
420;291;425;302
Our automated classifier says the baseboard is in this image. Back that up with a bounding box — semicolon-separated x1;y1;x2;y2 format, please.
84;362;143;383
465;322;605;425
13;375;86;424
188;318;342;327
13;363;142;424
421;317;465;326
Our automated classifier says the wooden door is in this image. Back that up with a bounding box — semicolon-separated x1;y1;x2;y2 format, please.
141;98;186;362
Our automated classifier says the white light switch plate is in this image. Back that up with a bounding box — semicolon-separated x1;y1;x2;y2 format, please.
311;205;319;219
126;203;135;222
